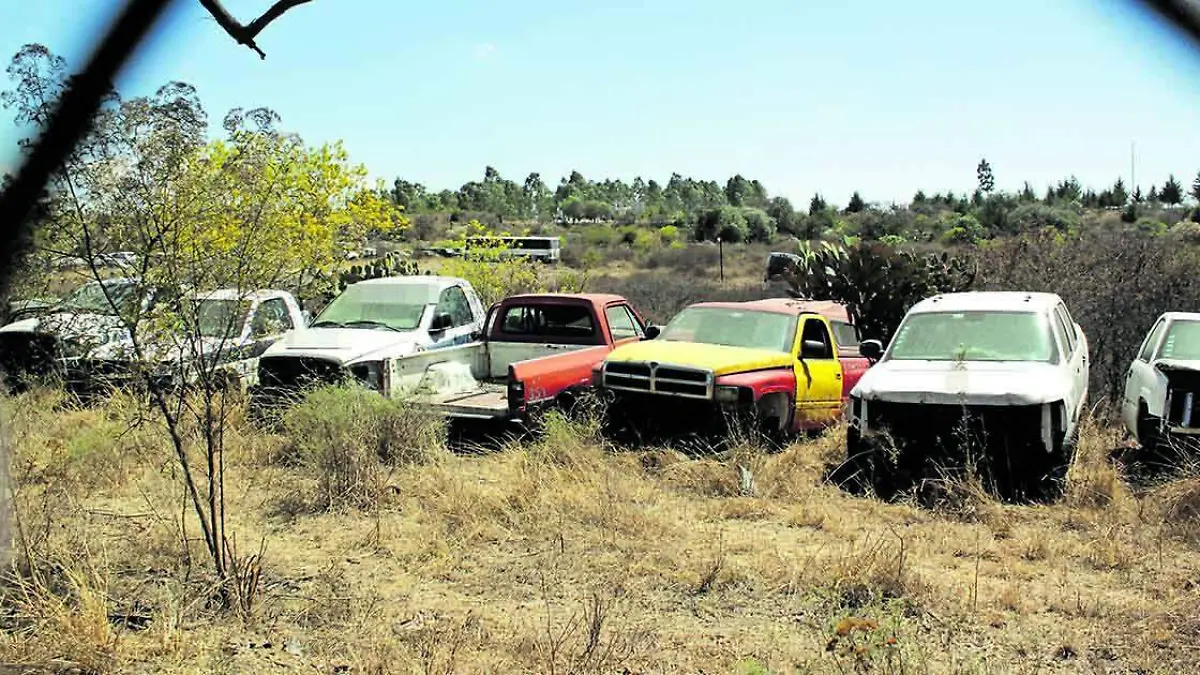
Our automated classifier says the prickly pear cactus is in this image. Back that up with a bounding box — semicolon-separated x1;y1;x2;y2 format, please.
779;241;975;343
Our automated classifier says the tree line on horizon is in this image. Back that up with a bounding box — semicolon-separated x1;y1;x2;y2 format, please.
384;160;1200;244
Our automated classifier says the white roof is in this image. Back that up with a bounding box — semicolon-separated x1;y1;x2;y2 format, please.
192;288;290;302
354;275;465;291
908;291;1063;314
1162;311;1200;322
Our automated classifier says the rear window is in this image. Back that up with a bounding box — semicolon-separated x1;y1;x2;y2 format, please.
497;303;596;339
830;320;859;348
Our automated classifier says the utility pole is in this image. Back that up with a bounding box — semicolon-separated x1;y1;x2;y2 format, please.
717;236;724;282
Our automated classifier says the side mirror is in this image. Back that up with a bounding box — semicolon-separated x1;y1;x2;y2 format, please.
800;339;827;360
644;325;661;340
860;339;884;361
430;312;453;332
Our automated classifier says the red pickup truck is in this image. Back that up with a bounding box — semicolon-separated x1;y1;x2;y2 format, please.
389;293;650;421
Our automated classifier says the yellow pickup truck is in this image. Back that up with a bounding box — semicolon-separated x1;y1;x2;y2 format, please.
592;298;878;444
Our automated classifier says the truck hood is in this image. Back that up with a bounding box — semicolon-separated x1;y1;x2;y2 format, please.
0;317;42;334
606;339;792;376
852;359;1069;406
262;327;423;365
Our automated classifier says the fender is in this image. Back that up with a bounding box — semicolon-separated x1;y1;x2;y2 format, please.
715;367;796;400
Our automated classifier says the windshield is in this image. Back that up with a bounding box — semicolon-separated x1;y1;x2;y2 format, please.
195;299;251;339
888;311;1057;363
313;283;433;331
1160;320;1200;361
58;281;140;316
659;307;797;353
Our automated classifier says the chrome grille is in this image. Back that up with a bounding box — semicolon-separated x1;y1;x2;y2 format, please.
601;361;713;400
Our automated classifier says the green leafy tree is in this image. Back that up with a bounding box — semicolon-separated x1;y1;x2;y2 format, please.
694;206;749;242
1148;184;1159;202
912;190;927;204
766;196;798;236
1020;182;1037;202
977;158;995;194
1110;178;1128;207
742;208;777;242
725;174;753;207
808;193;827;215
1161;174;1184;206
1192;171;1200;203
1132;186;1144;203
846;191;866;214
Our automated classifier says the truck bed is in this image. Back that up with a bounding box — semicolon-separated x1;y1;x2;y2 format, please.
427;383;510;419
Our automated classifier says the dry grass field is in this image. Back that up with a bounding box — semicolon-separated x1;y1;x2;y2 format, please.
2;386;1200;675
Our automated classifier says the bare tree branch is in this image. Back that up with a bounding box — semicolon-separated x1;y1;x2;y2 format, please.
197;0;314;59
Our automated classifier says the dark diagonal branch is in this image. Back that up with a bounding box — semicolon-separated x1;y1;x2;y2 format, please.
198;0;314;59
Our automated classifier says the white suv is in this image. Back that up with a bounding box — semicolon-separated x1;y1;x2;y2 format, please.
840;291;1089;501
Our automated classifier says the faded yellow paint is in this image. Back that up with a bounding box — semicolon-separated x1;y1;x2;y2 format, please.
605;339;792;375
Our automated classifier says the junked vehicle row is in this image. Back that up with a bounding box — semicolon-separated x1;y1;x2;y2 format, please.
2;269;1196;503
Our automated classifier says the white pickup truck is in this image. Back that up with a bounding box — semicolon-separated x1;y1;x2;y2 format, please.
841;291;1089;502
0;277;167;391
0;280;306;396
1122;311;1200;455
249;275;488;416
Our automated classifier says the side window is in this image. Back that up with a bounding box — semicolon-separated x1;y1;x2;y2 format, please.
830;320;860;348
437;286;474;328
605;305;643;340
1048;309;1071;360
1139;318;1168;362
251;298;293;336
800;317;834;359
1051;305;1075;356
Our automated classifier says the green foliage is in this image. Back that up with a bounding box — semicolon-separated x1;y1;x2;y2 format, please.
1161;174;1184;206
940;213;984;244
1007;203;1079;234
1135;217;1167;236
780;241;976;342
281;386;447;510
846;191;866;214
741;208;777;243
976;158;995;194
658;224;680;244
694;206;749;243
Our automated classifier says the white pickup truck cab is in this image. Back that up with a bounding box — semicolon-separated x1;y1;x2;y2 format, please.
843;291;1089;501
1122;312;1200;453
0;277;164;391
249;276;486;415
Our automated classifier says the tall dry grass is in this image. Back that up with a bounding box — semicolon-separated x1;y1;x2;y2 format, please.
2;388;1200;673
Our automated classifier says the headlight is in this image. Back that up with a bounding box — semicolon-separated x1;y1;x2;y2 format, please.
348;361;384;391
715;386;741;404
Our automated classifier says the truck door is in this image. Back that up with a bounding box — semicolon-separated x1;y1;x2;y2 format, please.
1124;315;1168;429
793;316;843;426
430;285;479;349
603;303;645;347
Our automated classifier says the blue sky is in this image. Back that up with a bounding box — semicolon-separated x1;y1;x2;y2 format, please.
2;0;1200;206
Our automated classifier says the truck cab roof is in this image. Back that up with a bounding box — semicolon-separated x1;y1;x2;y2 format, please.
908;291;1064;314
495;293;629;308
691;298;852;323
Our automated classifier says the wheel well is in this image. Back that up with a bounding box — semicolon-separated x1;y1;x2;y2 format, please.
756;392;791;427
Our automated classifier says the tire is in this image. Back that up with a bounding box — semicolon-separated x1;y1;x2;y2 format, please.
753;394;791;453
1137;402;1161;455
832;426;881;497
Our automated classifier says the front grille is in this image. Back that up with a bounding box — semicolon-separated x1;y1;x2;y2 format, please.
258;356;345;391
0;332;64;387
867;401;1050;453
602;361;712;399
1164;370;1200;429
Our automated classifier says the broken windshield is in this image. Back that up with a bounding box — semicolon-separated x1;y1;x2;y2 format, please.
659;307;797;353
888;311;1058;363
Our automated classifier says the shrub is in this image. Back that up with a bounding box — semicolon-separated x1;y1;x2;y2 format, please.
974;229;1200;402
742;208;777;243
658;224;680;244
1008;203;1080;234
281;386;447;510
694;206;748;243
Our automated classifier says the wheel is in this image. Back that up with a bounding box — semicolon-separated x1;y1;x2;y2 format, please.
752;394;791;452
1137;402;1161;454
831;426;882;497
